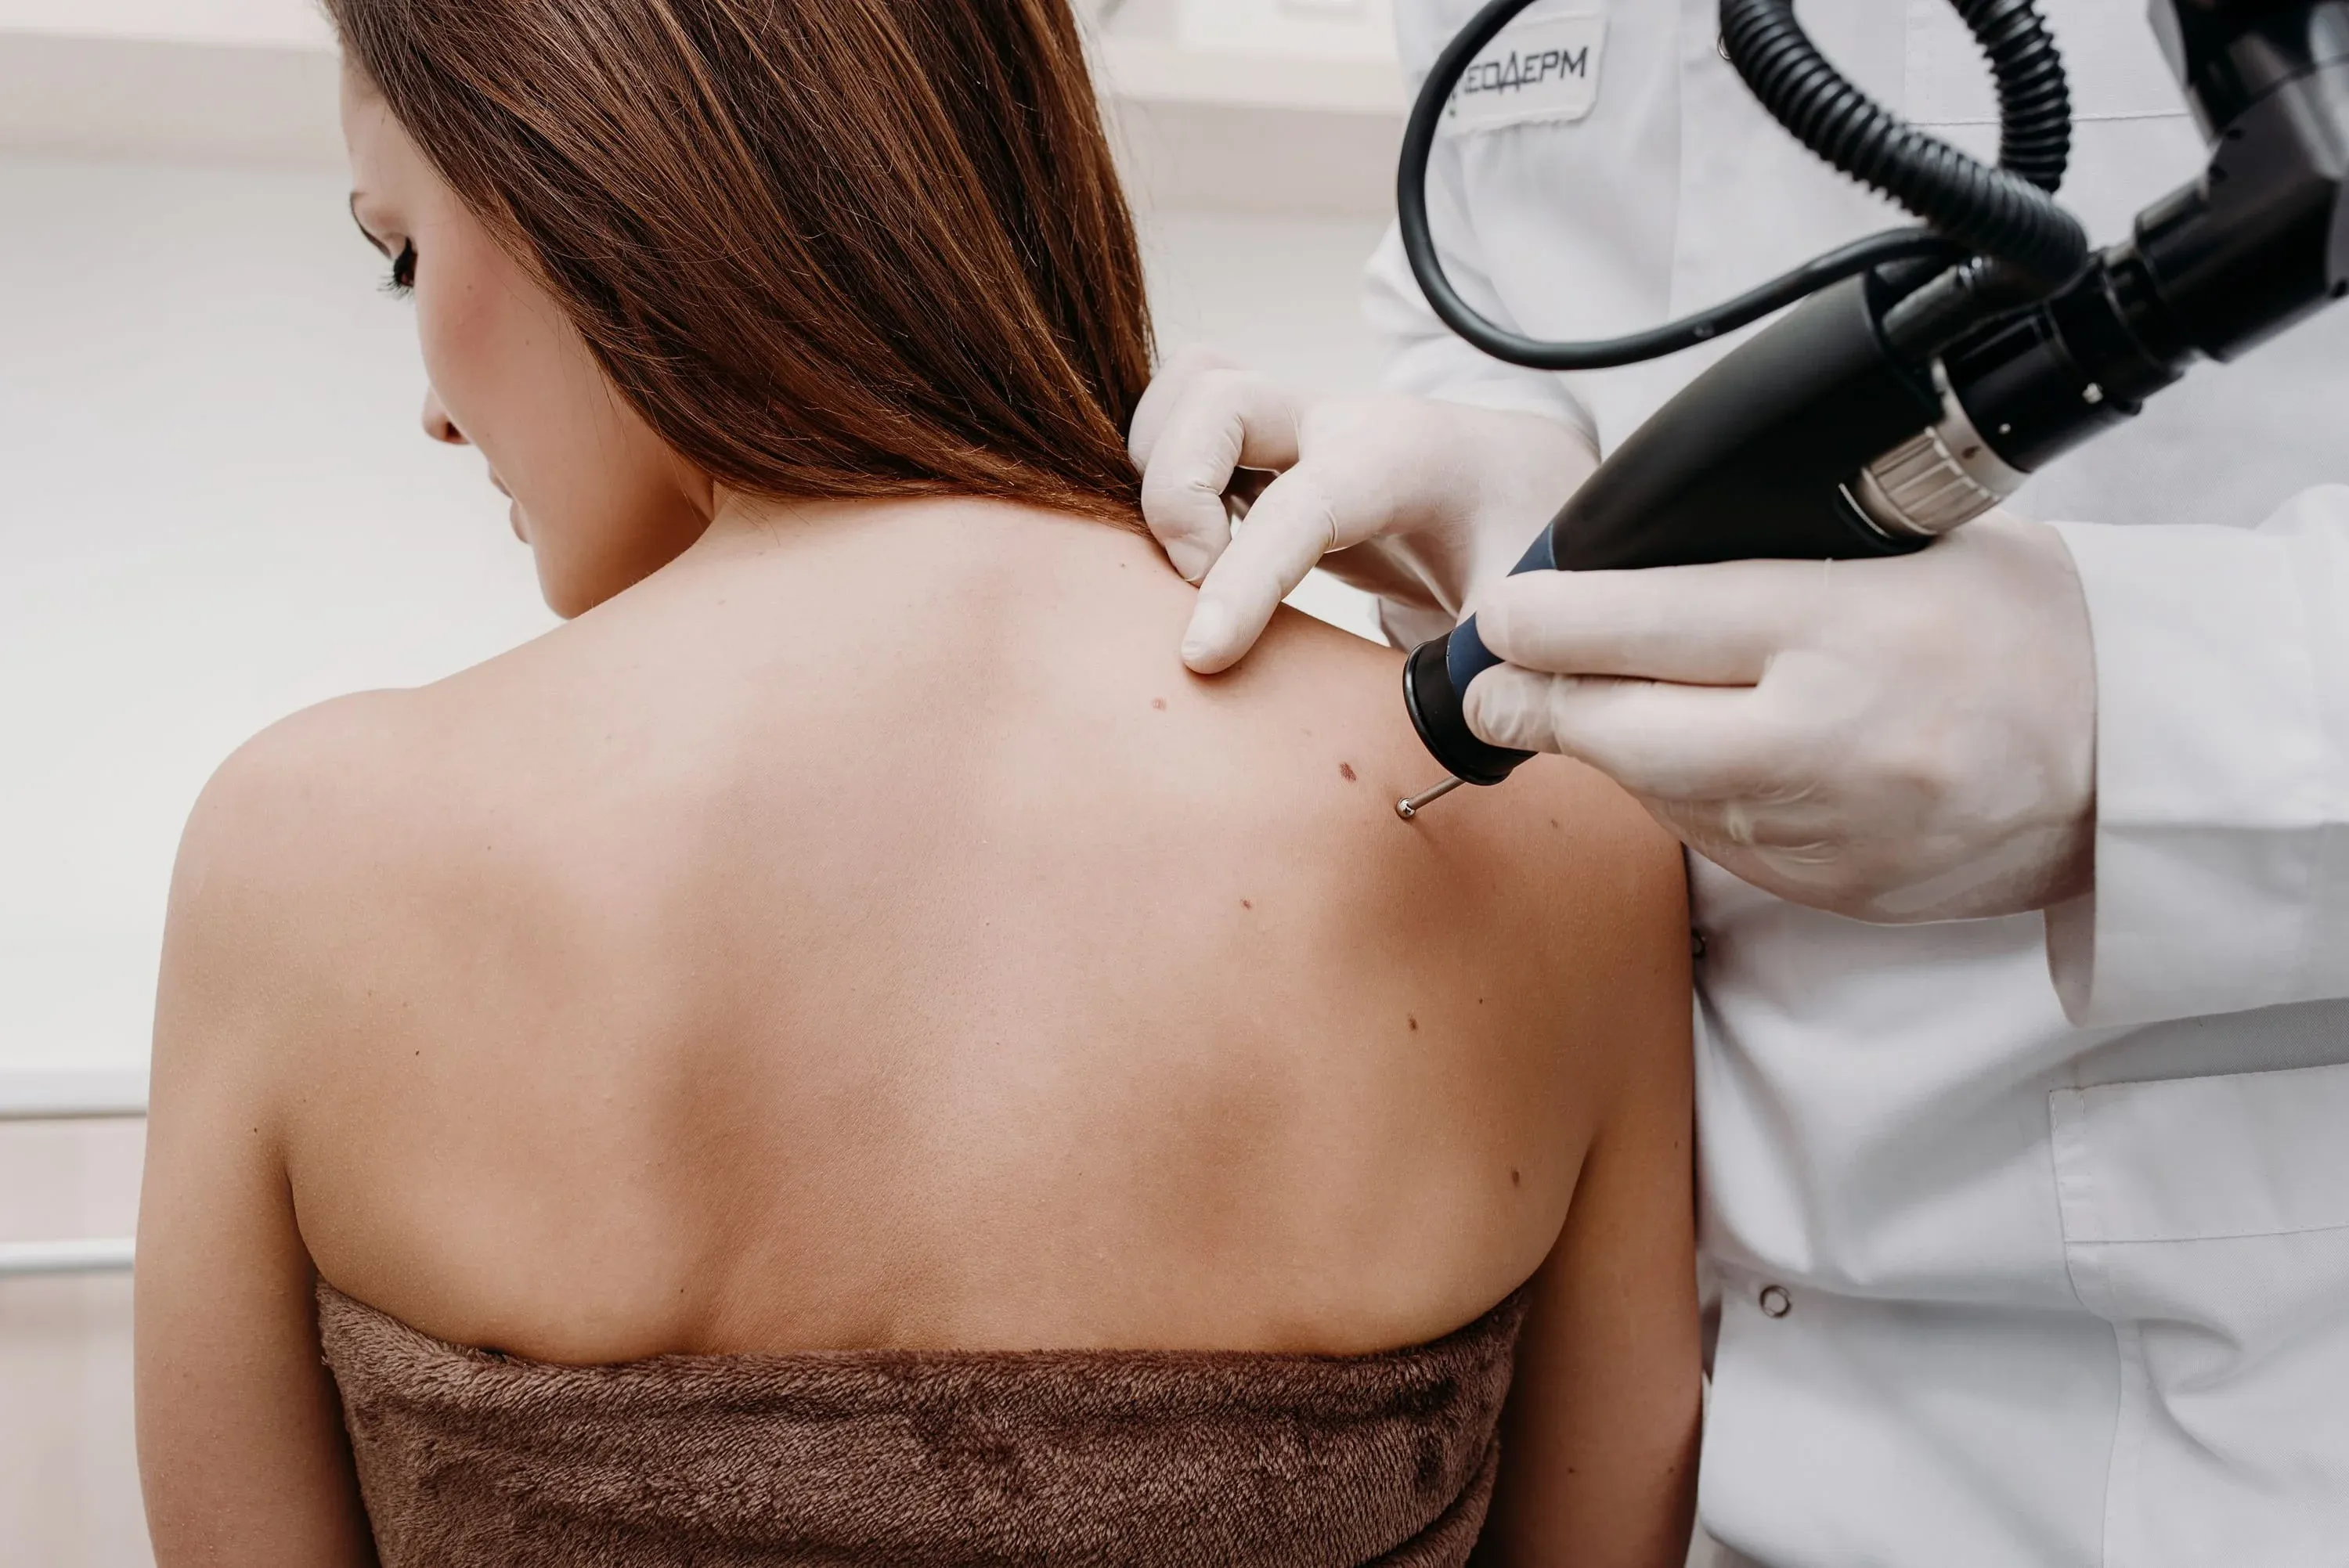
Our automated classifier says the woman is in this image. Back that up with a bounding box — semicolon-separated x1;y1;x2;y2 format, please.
133;2;1698;1563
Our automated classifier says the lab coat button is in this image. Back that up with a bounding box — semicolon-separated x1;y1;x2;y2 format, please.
1758;1285;1792;1319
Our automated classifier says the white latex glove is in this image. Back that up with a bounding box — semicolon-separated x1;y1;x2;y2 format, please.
1128;347;1597;672
1465;514;2098;923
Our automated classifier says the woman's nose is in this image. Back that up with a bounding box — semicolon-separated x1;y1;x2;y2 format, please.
421;389;471;447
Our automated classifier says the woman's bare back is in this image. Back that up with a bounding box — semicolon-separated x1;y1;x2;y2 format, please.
171;499;1685;1366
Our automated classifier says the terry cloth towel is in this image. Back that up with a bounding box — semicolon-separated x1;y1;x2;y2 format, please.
316;1279;1532;1567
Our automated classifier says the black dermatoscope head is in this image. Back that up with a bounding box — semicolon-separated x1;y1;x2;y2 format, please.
1392;0;2349;815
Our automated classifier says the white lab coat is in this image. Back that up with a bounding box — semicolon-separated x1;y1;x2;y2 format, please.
1367;2;2349;1563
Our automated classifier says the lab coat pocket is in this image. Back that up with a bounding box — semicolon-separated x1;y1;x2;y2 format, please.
2051;1062;2349;1568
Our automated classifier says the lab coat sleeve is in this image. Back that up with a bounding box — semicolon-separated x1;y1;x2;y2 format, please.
2046;485;2349;1027
1362;218;1597;443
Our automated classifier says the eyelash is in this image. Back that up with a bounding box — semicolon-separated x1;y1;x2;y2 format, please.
382;241;417;297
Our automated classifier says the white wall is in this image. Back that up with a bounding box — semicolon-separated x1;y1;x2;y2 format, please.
1144;207;1390;394
0;148;1389;1563
0;1119;145;1567
0;157;553;1077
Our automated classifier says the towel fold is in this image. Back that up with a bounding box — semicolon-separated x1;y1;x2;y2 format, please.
316;1280;1530;1566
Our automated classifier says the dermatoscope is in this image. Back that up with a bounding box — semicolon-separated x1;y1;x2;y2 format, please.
1394;0;2349;818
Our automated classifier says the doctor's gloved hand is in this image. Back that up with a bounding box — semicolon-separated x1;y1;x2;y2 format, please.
1465;514;2098;924
1128;347;1597;673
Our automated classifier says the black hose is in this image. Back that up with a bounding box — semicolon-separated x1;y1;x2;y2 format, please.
1398;0;2088;373
1722;0;2086;286
1968;0;2073;191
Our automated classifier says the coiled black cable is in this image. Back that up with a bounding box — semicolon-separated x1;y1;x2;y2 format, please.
1398;0;2089;373
1723;0;2084;283
1965;0;2073;191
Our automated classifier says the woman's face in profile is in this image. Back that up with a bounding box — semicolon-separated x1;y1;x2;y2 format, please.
338;71;712;617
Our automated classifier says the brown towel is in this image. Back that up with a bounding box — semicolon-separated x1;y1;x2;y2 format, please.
316;1281;1531;1567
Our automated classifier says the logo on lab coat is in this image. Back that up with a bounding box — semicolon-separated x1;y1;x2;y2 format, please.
1442;13;1606;135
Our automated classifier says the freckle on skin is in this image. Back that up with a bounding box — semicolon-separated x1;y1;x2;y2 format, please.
1242;899;1254;910
1510;1168;1521;1188
1408;1015;1419;1032
1339;762;1358;782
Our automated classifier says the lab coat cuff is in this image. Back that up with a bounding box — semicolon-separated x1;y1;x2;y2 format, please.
2047;506;2349;1027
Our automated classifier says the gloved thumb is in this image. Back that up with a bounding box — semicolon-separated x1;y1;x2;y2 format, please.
1463;665;1573;753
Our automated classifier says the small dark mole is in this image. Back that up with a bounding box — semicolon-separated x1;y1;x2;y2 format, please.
1151;697;1167;711
1338;761;1358;783
1407;1015;1420;1032
1510;1168;1521;1188
1242;899;1254;910
1550;818;1561;830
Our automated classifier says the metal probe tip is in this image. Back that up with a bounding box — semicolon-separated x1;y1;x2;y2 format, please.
1395;776;1466;821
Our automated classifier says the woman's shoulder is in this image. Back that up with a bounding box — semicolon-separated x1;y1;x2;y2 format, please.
179;687;432;906
186;672;491;859
167;675;539;1015
153;686;464;1134
182;600;624;884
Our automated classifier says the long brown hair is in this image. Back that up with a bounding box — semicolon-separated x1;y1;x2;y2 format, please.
328;0;1153;525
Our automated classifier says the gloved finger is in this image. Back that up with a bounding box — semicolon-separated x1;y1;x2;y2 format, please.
1128;344;1239;468
1181;465;1343;674
1135;366;1305;587
1474;557;1830;685
1463;665;1800;801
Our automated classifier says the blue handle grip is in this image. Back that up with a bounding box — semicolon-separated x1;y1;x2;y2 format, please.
1444;524;1558;697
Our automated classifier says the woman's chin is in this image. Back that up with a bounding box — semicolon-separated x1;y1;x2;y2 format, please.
509;499;529;542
